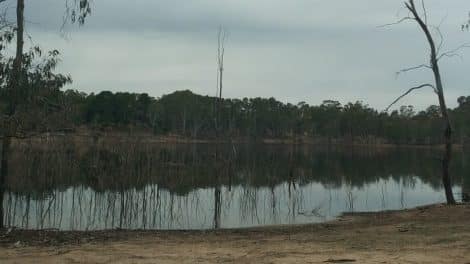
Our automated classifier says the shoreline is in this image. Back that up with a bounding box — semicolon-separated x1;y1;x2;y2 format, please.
1;203;469;263
0;203;456;241
6;132;466;150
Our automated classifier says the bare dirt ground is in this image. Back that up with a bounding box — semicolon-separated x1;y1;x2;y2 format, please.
1;204;470;263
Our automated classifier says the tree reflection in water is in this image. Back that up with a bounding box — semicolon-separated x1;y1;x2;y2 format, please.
1;139;468;230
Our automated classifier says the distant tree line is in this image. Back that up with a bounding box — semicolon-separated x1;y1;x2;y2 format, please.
3;89;468;145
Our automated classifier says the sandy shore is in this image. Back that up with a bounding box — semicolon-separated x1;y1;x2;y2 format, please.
1;204;470;263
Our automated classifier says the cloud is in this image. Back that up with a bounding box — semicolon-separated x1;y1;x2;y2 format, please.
10;0;470;109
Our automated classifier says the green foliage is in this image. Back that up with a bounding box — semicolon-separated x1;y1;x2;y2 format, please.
83;92;152;126
0;35;72;132
41;89;470;144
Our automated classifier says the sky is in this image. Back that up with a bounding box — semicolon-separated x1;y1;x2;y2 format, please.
3;0;470;110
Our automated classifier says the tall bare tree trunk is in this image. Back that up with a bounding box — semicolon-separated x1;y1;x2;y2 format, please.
1;0;24;228
218;66;223;106
406;0;456;204
212;27;226;229
215;27;226;135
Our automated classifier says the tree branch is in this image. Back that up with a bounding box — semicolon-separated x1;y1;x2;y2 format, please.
430;26;444;55
395;63;431;78
438;43;470;61
377;17;414;28
439;52;464;61
405;1;437;59
385;83;437;112
421;0;428;25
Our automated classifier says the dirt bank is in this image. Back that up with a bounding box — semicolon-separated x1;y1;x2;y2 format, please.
1;204;470;263
10;130;466;150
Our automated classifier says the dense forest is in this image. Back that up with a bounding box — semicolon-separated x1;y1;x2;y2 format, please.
2;88;469;145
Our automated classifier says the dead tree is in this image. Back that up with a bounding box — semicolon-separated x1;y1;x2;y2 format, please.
384;0;470;205
211;27;229;228
217;27;226;99
212;27;227;228
215;26;227;133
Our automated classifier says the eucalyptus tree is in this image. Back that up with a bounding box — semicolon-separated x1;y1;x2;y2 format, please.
0;1;10;230
0;0;23;229
0;0;91;228
382;0;470;204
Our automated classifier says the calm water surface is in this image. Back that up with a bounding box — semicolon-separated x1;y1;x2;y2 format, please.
2;140;469;230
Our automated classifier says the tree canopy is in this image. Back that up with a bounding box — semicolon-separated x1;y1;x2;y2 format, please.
5;88;467;145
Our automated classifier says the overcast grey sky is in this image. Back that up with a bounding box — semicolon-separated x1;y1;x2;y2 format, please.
6;0;470;109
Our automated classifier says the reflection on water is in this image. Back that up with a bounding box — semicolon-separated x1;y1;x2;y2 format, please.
2;140;469;230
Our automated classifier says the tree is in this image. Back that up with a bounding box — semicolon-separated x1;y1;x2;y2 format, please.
0;1;10;230
0;0;91;228
215;26;227;133
0;0;24;229
384;0;463;204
